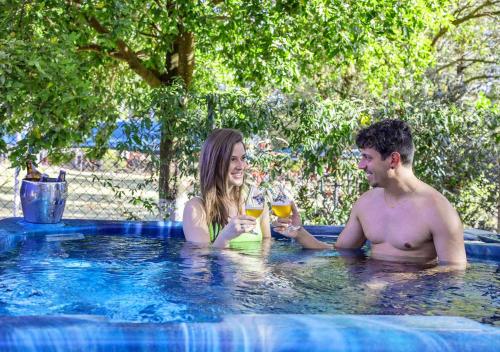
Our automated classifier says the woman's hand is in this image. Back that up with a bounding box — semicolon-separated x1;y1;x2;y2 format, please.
220;215;257;241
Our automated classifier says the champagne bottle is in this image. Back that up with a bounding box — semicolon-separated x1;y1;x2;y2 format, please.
57;170;66;182
25;161;42;181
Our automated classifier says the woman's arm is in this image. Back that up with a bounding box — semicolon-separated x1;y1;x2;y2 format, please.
183;198;257;248
212;215;257;248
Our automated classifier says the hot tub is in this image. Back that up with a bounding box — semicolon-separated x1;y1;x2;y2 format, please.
0;218;498;351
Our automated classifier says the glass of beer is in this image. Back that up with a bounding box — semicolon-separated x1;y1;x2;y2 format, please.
271;185;300;233
245;186;265;234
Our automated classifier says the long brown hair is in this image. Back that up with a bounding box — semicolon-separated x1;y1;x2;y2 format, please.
199;128;245;228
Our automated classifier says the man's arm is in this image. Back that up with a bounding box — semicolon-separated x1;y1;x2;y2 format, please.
334;203;367;249
295;204;367;250
293;227;333;249
273;202;332;249
428;196;467;268
276;201;367;250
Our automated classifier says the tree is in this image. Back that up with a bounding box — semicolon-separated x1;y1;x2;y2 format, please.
0;0;448;215
428;0;499;102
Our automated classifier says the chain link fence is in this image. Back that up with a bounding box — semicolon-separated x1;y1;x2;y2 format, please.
0;133;164;221
0;134;362;224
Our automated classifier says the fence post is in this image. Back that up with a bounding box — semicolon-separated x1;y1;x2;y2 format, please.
12;133;22;217
13;167;20;217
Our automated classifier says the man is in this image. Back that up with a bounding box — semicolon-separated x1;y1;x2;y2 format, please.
276;119;466;268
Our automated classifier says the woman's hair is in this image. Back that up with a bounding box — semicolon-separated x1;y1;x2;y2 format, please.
199;128;245;228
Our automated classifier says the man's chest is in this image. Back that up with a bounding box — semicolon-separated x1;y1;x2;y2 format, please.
358;205;432;250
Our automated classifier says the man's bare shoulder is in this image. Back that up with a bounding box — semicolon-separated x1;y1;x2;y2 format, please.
356;187;383;205
415;183;461;226
416;183;453;209
351;188;383;215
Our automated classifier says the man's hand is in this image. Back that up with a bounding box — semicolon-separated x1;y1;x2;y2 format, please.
272;202;302;238
272;217;301;238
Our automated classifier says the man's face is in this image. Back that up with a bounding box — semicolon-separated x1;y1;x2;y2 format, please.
357;147;391;187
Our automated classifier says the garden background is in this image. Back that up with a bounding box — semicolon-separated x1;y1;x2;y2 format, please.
0;0;498;231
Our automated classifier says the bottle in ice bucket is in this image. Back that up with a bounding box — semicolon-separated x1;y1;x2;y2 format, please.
57;170;66;182
25;161;42;181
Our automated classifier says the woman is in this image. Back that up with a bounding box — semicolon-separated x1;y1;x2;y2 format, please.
183;128;271;248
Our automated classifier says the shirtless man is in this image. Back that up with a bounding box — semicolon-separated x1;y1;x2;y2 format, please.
275;119;466;268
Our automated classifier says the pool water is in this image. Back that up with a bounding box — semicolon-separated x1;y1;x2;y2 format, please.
0;233;498;326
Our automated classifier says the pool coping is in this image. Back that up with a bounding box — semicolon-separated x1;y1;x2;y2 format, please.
0;314;498;351
0;314;500;352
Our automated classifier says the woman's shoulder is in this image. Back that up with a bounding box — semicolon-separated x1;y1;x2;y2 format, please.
185;196;205;209
183;197;206;218
183;196;211;243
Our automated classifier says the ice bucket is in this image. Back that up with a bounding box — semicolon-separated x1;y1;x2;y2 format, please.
20;179;68;224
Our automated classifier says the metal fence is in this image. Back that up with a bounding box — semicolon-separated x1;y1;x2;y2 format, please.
0;145;360;225
0;141;164;222
0;151;361;225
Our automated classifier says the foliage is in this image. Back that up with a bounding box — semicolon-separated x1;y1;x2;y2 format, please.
426;0;500;103
1;0;446;162
0;1;132;164
115;88;498;230
409;100;499;229
0;1;497;229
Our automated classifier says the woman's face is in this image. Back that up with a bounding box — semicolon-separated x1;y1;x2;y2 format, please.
227;142;247;188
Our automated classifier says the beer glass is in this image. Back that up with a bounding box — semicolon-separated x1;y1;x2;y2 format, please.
271;185;300;233
244;186;265;234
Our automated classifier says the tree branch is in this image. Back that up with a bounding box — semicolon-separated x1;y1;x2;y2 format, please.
164;29;195;88
151;22;162;35
435;58;498;73
17;0;27;30
138;31;160;39
77;44;105;53
453;0;475;18
79;14;163;87
431;1;500;46
85;15;109;34
79;44;146;61
453;10;500;27
463;74;500;84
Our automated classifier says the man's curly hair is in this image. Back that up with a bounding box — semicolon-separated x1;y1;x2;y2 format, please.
356;119;414;166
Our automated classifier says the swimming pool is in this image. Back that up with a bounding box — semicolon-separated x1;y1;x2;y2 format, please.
0;217;498;351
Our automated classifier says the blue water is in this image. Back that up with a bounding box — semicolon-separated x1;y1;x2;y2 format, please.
0;233;498;325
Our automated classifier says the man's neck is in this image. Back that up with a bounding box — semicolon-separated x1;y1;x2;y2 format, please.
384;167;420;197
